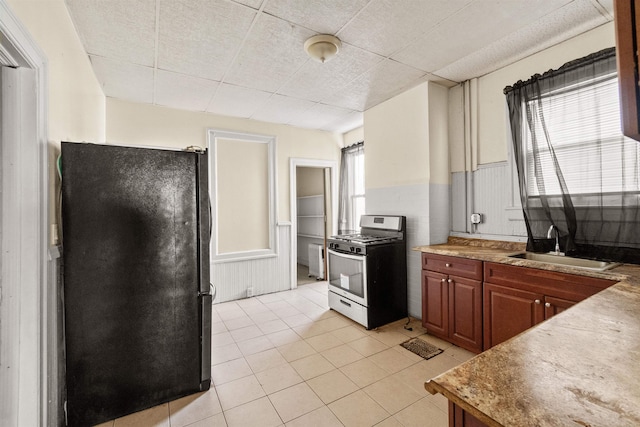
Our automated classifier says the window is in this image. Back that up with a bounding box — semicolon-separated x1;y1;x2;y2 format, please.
523;72;640;197
505;47;640;262
350;147;365;230
207;129;277;262
338;142;365;234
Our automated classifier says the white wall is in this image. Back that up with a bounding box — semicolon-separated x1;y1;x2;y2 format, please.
364;83;430;189
107;99;341;302
343;126;364;146
363;81;449;318
7;0;106;231
450;22;616;240
107;98;341;223
477;22;615;166
296;167;324;197
7;0;105;144
3;0;106;425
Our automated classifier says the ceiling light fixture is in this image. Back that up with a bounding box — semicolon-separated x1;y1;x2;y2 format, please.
304;34;342;63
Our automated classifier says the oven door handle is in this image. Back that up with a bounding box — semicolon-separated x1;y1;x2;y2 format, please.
327;248;365;261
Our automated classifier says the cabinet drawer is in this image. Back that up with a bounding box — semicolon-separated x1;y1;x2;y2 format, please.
422;253;482;280
484;262;615;301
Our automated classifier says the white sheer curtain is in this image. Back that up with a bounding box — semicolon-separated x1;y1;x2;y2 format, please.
338;142;364;234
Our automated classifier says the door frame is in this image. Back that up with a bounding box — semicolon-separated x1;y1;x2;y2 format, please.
0;3;51;426
289;158;338;289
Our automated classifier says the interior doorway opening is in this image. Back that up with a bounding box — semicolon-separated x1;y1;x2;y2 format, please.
289;158;338;290
295;166;326;285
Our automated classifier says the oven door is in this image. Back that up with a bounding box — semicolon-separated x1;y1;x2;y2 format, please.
327;248;367;306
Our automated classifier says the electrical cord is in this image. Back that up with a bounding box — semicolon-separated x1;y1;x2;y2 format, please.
403;316;413;331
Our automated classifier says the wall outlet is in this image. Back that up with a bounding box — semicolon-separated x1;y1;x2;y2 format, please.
470;213;483;224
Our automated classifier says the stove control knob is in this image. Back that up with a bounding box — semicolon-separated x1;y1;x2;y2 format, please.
355;248;361;253
350;246;355;252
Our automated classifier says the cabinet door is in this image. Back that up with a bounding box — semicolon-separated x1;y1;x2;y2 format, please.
422;270;448;337
450;402;489;427
614;0;640;141
544;296;577;319
483;283;544;350
449;276;483;353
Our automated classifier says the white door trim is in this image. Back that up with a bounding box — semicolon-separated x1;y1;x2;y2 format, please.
0;2;50;426
289;158;338;290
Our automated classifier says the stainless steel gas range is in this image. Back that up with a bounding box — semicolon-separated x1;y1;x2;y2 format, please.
326;215;407;329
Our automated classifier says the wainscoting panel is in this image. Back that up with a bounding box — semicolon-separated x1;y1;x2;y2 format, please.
366;183;448;319
452;163;527;238
212;224;291;304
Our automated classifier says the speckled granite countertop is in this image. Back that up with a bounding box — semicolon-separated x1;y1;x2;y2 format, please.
416;237;640;426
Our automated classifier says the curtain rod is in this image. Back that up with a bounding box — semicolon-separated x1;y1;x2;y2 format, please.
503;47;615;95
342;141;364;152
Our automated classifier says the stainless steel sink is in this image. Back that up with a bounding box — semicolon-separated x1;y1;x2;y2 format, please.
508;252;620;272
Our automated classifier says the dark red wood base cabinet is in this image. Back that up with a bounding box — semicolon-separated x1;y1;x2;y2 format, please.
422;254;483;353
483;262;615;349
450;402;489;427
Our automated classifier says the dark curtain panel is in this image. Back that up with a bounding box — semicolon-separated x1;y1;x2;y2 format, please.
338;141;364;234
505;47;640;263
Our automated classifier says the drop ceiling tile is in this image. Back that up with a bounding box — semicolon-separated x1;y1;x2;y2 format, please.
225;13;315;93
592;0;614;18
231;0;264;9
89;55;154;104
66;0;156;66
322;111;364;133
435;0;610;82
157;0;256;81
263;0;369;34
155;70;219;112
338;0;472;57
278;43;383;102
287;103;357;130
392;0;573;72
321;59;426;111
250;94;317;125
207;83;274;118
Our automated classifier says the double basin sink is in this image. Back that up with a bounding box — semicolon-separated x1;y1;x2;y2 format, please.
508;252;620;272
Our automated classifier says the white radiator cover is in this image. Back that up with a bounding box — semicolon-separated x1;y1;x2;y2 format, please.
308;243;324;279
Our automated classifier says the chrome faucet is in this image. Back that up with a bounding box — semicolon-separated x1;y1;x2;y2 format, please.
547;225;561;255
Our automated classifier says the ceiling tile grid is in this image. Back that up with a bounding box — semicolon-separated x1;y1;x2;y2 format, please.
434;0;612;82
391;0;574;73
262;0;370;35
206;83;274;118
337;0;472;57
320;58;427;111
277;43;384;102
223;12;315;92
250;93;318;125
65;0;156;67
157;0;256;81
154;70;220;112
65;0;616;133
89;55;154;105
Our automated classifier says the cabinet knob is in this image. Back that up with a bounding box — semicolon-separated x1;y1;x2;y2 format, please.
534;299;541;305
441;278;446;283
545;302;551;308
445;263;451;267
447;279;453;283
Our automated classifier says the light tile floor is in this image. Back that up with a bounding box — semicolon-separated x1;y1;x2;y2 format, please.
96;282;475;427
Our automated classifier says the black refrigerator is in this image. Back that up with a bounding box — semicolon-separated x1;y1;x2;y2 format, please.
61;142;212;426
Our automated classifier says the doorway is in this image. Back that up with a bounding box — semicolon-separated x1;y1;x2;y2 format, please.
289;158;338;289
0;4;51;425
296;166;326;285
